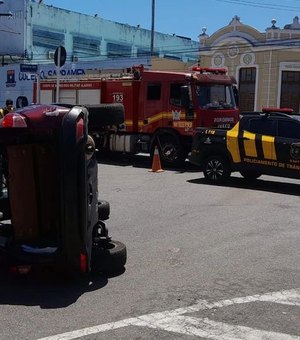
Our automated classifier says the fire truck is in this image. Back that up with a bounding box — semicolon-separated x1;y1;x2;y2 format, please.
33;65;239;166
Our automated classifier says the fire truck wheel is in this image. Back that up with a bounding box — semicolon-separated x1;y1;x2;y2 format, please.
86;104;125;129
240;170;261;181
98;200;110;221
153;135;186;167
203;155;231;183
91;240;127;275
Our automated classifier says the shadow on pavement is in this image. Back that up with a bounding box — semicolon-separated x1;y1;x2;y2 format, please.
188;175;300;196
97;153;200;173
0;265;125;308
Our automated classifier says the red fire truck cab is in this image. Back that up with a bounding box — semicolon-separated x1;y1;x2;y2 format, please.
33;65;239;166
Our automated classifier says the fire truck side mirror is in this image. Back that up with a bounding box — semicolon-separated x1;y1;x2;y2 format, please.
180;86;191;110
180;85;194;120
233;86;239;107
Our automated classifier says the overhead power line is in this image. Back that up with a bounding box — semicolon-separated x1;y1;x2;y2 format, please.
216;0;300;11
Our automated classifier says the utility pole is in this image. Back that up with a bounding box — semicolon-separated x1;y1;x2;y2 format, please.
150;0;155;55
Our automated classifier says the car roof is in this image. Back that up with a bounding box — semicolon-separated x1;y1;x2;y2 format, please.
241;112;300;121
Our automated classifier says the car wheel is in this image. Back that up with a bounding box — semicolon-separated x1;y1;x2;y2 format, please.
98;200;110;221
203;155;231;183
0;223;12;237
91;240;127;275
240;170;261;181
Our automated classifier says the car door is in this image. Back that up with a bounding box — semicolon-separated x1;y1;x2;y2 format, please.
238;116;277;172
275;119;300;178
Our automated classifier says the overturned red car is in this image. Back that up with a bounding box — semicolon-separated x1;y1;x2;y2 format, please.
0;104;126;276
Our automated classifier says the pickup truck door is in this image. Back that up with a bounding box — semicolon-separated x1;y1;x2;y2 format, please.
275;120;300;176
239;117;277;167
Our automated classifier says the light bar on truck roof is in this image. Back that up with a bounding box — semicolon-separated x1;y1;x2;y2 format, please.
262;107;294;114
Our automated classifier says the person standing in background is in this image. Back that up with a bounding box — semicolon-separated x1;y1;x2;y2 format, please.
0;99;14;118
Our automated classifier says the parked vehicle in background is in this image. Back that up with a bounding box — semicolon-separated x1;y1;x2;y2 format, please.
33;65;239;167
189;110;300;183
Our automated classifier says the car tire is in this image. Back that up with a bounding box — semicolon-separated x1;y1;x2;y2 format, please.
240;170;261;181
203;155;231;183
0;223;12;237
98;200;110;221
91;240;127;275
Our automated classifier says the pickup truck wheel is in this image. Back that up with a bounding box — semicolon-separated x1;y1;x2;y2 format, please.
91;240;127;275
240;171;261;181
203;155;230;183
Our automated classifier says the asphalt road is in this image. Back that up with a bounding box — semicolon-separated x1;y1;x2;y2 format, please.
1;155;300;340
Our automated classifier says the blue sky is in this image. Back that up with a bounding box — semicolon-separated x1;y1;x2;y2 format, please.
44;0;300;41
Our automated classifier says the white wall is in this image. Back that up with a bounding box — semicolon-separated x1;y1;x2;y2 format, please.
0;0;25;55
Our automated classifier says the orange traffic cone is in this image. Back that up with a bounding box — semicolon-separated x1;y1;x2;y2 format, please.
149;145;164;173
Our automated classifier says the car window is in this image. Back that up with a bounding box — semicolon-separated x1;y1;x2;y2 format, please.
246;118;277;136
170;83;184;106
278;120;300;139
147;83;161;100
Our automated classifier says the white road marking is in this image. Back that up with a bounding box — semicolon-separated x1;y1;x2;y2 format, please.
38;288;300;340
141;316;300;340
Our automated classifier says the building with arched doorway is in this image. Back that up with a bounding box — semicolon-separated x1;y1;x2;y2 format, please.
199;15;300;113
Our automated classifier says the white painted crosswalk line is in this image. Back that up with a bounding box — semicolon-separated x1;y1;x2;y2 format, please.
141;316;300;340
38;288;300;340
177;288;300;313
258;288;300;306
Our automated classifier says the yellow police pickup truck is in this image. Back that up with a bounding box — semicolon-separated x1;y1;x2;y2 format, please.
188;111;300;183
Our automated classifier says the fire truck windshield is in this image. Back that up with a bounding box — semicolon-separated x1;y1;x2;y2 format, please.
196;84;235;109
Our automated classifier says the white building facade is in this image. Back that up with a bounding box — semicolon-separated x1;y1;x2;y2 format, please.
0;0;199;64
0;0;199;107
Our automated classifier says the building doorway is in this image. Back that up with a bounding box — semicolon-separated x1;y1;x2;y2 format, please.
280;71;300;113
238;67;256;112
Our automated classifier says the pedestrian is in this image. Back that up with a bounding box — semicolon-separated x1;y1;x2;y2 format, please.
0;99;14;118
